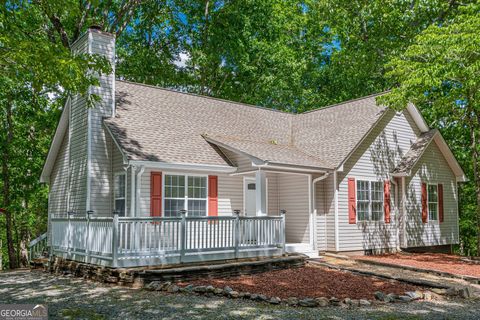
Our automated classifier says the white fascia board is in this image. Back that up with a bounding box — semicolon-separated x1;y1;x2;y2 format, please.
433;134;467;182
128;160;237;173
103;123;128;164
253;162;330;173
40;98;71;183
406;103;430;133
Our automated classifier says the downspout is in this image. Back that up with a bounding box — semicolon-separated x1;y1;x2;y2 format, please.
312;172;329;252
136;166;145;216
130;165;137;217
333;170;339;252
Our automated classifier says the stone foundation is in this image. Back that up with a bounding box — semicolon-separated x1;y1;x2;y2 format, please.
47;254;306;288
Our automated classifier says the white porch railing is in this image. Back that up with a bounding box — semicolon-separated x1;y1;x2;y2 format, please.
50;211;286;268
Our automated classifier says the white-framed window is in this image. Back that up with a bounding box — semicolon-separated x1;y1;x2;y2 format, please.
164;174;208;217
114;172;126;216
427;184;438;221
356;180;384;221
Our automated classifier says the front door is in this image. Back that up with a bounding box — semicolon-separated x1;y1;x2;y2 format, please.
245;178;256;216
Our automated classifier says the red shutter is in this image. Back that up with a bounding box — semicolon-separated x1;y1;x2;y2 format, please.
438;184;444;223
384;180;391;223
150;172;162;216
348;178;356;224
421;182;427;223
208;175;218;217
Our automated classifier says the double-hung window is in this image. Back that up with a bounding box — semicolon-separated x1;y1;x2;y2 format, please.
427;184;438;221
356;180;383;221
164;174;207;217
114;173;126;216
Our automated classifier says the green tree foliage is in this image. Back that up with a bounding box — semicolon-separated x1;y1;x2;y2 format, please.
379;1;480;255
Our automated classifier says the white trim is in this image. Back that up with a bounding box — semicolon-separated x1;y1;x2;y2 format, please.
312;173;329;251
162;172;209;217
253;162;330;173
333;170;339;252
129;160;236;173
103;123;128;164
307;174;314;250
355;179;384;222
130;166;136;217
426;183;439;223
110;36;116;118
401;176;407;247
406;103;430;133
40;98;71;183
113;171;127;216
135;166;145;216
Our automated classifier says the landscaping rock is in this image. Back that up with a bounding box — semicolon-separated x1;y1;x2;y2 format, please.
458;287;473;299
229;291;239;298
329;297;341;306
299;298;318;307
258;294;268;302
397;295;412;303
145;281;162;291
431;288;448;295
315;297;329;307
285;297;299;306
405;291;423;300
241;292;251;299
223;286;233;294
446;287;458;296
206;285;215;293
250;294;259;301
359;299;371;306
213;288;223;295
193;286;207;293
374;291;386;301
184;284;194;292
161;282;172;291
423;292;433;301
167;285;179;293
269;297;281;304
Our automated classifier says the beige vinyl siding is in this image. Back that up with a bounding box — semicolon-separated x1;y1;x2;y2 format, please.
266;173;279;215
336;110;418;252
67;94;88;214
219;147;253;172
405;142;459;247
89;32;116;216
278;174;310;244
112;142;128;215
315;175;332;251
218;174;243;216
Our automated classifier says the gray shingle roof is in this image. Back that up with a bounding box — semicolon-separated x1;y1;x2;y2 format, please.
105;80;387;169
392;129;438;175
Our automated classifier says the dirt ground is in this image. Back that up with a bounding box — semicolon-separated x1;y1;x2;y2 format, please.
180;264;420;299
356;253;480;278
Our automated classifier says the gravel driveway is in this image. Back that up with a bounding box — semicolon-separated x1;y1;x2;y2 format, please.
1;270;479;319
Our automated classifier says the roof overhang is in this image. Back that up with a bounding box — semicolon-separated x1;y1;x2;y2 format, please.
40;98;71;183
128;160;237;174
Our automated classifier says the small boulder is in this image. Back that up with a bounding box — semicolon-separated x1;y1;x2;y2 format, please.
214;288;224;295
250;294;259;301
374;291;386;301
359;299;371;306
405;291;422;300
258;294;268;301
315;297;329;307
145;281;162;291
397;295;412;303
269;297;281;304
242;292;251;299
206;285;215;293
161;282;172;291
184;284;194;292
299;298;318;307
167;284;180;293
329;297;341;306
458;287;473;299
431;288;447;295
286;297;299;306
423;292;432;301
224;286;233;293
229;291;240;298
193;286;207;293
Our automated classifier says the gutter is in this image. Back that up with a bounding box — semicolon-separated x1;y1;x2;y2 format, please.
128;160;237;174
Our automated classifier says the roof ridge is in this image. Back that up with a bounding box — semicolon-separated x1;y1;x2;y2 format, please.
116;79;292;115
299;91;390;115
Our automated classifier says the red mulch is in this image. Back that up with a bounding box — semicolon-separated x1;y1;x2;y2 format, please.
178;265;419;300
357;253;480;278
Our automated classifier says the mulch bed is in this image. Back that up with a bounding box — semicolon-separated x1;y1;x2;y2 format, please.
357;253;480;278
179;265;419;300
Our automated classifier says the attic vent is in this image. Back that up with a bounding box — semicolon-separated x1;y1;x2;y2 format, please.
270;140;278;145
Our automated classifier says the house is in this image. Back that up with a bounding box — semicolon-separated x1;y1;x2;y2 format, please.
41;28;466;267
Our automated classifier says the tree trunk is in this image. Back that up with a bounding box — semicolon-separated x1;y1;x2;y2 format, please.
474;115;480;256
2;101;18;269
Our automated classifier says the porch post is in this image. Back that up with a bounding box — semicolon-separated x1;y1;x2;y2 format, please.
255;170;267;216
